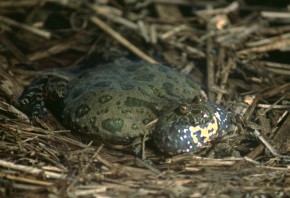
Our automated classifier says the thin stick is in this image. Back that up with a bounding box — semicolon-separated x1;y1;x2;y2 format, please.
253;129;280;157
90;16;158;64
0;16;51;39
0;159;66;179
206;37;215;101
0;172;53;186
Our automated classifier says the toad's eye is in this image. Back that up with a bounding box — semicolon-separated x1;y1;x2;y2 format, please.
192;95;202;104
177;104;191;114
191;93;207;104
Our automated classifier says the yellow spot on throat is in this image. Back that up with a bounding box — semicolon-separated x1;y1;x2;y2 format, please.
189;116;219;144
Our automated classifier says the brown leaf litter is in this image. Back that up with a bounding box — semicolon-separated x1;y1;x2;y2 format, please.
1;0;290;197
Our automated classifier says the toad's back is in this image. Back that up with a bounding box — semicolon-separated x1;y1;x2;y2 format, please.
62;61;200;143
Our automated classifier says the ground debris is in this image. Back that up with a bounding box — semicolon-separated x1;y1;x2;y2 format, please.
1;0;290;197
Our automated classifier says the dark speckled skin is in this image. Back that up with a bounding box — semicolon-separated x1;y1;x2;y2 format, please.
61;61;200;143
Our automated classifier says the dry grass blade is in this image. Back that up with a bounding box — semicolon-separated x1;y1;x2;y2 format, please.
0;160;67;179
0;16;51;39
1;1;290;197
90;16;158;64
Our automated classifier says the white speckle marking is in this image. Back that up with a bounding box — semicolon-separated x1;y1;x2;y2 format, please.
214;111;221;122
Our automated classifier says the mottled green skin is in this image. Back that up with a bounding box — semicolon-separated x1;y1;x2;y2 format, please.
62;61;200;143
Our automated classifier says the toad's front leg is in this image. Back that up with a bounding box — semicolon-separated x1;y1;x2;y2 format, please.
18;74;69;119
